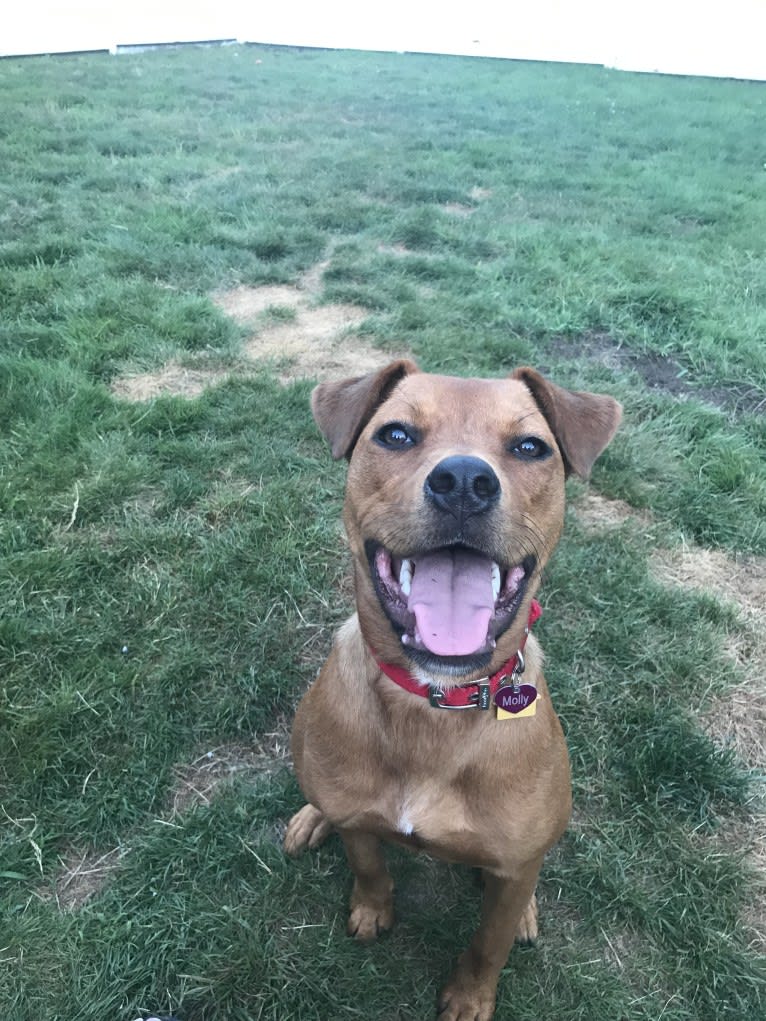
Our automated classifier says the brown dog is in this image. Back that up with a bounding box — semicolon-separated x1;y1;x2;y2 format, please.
284;362;621;1020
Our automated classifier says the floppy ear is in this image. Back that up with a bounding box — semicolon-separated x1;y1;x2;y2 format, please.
311;359;420;460
512;367;622;479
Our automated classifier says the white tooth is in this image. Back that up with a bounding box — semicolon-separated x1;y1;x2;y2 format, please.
491;562;501;600
505;565;525;594
399;558;413;597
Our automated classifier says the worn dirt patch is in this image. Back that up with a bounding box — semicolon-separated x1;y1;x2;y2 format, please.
650;546;764;621
574;492;650;531
440;187;492;218
213;283;306;323
576;492;765;937
214;270;406;384
44;725;292;911
650;545;766;771
739;819;766;952
168;724;291;817
111;364;232;401
377;243;415;258
50;845;130;911
441;202;475;217
241;302;387;384
545;332;765;415
113;259;407;400
576;494;765;770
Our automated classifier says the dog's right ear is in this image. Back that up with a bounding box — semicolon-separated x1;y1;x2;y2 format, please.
311;360;419;460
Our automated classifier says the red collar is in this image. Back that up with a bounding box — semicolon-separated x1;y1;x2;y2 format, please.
375;600;542;709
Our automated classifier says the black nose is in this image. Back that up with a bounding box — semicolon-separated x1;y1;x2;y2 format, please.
424;455;501;519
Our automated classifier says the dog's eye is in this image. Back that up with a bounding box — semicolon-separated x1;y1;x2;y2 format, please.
510;436;551;461
375;422;417;449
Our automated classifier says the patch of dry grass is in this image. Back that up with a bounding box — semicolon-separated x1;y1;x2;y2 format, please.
112;260;412;400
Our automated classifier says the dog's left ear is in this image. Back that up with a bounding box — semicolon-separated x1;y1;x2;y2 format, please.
312;359;420;460
512;367;622;479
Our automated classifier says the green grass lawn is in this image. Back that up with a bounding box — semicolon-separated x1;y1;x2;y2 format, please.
1;44;764;1021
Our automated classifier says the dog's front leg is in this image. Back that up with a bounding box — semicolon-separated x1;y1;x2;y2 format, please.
438;859;543;1021
339;828;395;943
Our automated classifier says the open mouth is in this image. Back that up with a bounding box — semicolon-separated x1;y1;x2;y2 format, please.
366;540;535;669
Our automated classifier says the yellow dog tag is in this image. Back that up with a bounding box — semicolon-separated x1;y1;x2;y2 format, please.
495;684;537;720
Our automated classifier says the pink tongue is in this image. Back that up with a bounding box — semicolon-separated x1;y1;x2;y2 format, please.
407;549;495;656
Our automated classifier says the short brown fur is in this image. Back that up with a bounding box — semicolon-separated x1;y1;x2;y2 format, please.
285;363;621;1020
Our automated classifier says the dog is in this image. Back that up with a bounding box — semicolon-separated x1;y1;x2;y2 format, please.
284;361;621;1020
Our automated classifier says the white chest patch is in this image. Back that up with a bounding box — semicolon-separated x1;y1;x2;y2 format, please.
397;809;415;836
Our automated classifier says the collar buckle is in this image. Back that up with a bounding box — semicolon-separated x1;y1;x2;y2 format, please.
428;680;491;710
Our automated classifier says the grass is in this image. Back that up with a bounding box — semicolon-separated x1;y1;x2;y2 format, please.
0;44;764;1021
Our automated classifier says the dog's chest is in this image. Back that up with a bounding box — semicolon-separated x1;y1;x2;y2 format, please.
354;782;504;867
393;786;467;841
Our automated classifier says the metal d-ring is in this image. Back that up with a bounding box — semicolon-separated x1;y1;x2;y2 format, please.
510;648;525;692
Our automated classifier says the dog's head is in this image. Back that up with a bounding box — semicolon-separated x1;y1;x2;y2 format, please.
312;361;621;682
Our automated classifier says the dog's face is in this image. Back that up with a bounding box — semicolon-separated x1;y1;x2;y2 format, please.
345;373;565;677
313;362;621;681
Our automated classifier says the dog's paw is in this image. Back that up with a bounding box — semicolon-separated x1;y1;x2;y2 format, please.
347;899;394;943
437;978;496;1021
515;891;538;946
283;803;332;856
